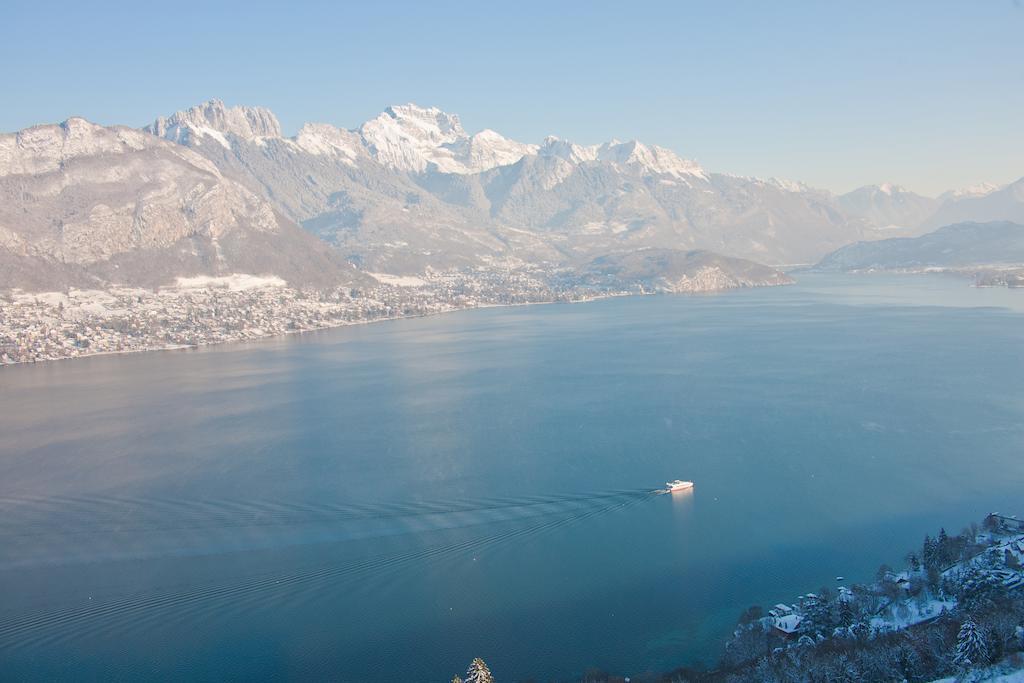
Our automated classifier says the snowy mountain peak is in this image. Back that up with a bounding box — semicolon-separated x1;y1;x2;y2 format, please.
449;129;538;173
292;123;362;164
598;140;707;179
878;182;906;196
844;183;922;199
359;103;534;174
145;99;282;148
358;104;465;173
538;137;599;164
473;128;504;140
537;136;705;178
940;182;1002;201
766;177;813;193
372;104;466;143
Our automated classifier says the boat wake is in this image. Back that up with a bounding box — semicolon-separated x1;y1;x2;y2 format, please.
0;488;658;653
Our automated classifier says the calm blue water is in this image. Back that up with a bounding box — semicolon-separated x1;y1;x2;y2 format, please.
1;273;1024;681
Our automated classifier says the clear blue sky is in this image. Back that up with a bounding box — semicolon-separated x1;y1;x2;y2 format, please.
3;0;1022;195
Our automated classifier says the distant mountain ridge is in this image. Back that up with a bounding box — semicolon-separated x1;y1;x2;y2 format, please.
811;221;1024;272
923;178;1024;229
836;183;940;231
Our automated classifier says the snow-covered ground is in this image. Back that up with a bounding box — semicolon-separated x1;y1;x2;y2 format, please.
870;597;957;632
173;273;287;291
366;272;428;287
931;663;1024;682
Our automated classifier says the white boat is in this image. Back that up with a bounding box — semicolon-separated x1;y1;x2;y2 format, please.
665;479;694;492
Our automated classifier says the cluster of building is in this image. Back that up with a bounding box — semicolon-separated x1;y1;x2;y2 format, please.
974;268;1024;288
759;516;1024;642
0;267;626;365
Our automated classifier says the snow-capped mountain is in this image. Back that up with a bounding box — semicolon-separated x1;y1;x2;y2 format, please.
6;97;1015;286
358;104;538;174
0;117;367;290
938;182;1002;202
140;99;892;269
145;99;282;148
536;136;707;180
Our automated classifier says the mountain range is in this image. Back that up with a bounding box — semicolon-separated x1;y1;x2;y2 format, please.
2;98;1022;291
812;221;1024;273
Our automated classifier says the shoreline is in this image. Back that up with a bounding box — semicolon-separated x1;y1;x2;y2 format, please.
1;275;793;368
0;289;648;369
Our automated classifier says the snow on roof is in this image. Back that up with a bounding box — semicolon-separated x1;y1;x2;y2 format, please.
774;614;803;633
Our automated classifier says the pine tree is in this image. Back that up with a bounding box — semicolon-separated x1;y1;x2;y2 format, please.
923;535;937;570
465;658;494;683
906;552;920;572
938;528;950;566
838;598;854;627
954;618;989;669
801;593;833;635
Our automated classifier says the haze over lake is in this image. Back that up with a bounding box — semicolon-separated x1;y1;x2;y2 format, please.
2;273;1023;681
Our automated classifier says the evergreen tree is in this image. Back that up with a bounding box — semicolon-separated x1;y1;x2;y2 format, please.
801;593;833;635
926;564;941;592
838;598;854;627
954;618;989;669
906;552;921;572
923;535;937;570
937;528;950;565
465;658;494;683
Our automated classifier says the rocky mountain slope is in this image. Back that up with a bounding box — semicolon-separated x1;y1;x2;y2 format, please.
0;117;368;290
812;221;1024;272
143;100;948;273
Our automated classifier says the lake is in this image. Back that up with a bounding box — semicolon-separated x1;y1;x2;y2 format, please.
2;273;1024;681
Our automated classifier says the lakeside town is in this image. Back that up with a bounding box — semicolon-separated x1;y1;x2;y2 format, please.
0;267;622;366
